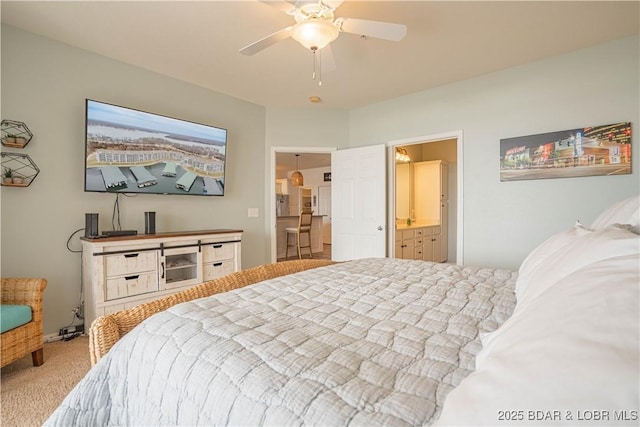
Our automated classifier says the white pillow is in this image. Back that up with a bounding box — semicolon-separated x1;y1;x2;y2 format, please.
590;195;640;234
515;224;640;309
435;254;640;426
515;223;589;301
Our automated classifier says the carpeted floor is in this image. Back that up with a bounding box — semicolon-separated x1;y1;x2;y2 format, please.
1;335;90;427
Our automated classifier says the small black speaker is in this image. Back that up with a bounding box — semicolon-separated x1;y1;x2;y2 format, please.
144;211;156;234
85;213;99;238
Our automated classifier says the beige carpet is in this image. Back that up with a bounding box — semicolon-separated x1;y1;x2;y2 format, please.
1;335;91;427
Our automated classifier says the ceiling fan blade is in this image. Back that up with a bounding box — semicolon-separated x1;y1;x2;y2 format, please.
338;18;407;41
239;27;293;56
259;0;297;14
320;44;336;72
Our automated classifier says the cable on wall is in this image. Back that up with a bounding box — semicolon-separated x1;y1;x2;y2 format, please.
112;193;122;231
63;226;86;341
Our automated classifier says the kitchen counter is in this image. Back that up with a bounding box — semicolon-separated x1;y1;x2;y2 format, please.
276;215;324;258
396;219;440;230
276;215;325;218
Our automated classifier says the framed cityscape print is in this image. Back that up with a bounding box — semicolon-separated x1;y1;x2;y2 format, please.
500;122;631;182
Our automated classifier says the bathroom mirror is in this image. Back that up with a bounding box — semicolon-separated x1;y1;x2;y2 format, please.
395;145;416;223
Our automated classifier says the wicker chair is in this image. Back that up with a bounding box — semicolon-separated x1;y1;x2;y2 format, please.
1;278;47;368
89;259;334;365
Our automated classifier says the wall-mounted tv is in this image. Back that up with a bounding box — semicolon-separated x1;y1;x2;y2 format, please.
84;99;227;196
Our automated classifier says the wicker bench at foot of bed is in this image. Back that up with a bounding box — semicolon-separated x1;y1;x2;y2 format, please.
89;259;335;365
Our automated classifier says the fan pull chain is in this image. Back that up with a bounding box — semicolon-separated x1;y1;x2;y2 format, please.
318;49;322;87
311;47;322;87
312;47;317;80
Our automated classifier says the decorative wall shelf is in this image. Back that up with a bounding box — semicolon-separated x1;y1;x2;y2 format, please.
1;152;40;187
1;120;33;149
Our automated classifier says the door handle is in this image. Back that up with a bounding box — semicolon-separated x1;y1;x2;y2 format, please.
377;226;383;231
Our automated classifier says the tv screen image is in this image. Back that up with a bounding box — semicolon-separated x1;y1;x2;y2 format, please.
84;99;227;196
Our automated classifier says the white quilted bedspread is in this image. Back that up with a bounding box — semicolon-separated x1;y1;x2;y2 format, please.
46;258;517;426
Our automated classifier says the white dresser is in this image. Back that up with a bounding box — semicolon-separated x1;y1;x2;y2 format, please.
81;229;242;328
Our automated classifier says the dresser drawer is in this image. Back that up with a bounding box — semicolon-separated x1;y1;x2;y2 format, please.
203;260;236;281
105;271;158;301
104;251;157;277
202;242;236;262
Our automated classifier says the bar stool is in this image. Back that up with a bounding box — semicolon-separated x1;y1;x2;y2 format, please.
285;211;313;259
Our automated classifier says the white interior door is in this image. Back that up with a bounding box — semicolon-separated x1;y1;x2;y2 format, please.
331;145;386;261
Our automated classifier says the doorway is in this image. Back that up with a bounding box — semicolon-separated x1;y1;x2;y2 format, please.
270;147;335;263
389;131;464;264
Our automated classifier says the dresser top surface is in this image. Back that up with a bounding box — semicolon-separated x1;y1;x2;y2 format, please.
81;229;243;244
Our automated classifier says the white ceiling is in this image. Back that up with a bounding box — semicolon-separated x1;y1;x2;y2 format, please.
2;1;638;111
275;152;332;178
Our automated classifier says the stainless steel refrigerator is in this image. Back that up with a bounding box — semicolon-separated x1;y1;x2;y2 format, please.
276;194;289;217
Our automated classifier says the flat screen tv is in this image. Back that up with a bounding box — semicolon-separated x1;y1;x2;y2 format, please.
84;99;227;196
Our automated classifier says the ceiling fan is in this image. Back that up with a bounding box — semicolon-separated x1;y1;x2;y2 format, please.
239;0;407;56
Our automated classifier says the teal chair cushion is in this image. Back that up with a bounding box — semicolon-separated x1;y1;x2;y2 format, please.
0;305;32;333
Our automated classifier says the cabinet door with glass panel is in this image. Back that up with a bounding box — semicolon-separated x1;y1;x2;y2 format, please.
300;187;312;213
159;244;202;290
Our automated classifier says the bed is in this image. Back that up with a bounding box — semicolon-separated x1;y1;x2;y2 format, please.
45;196;639;426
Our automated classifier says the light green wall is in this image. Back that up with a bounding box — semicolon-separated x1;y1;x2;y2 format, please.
348;35;639;269
1;25;268;335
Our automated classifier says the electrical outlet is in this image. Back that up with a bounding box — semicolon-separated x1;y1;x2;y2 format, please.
59;324;85;336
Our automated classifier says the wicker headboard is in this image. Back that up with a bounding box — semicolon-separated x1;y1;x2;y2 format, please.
89;259;335;365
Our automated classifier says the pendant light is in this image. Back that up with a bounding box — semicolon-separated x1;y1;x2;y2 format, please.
290;154;304;187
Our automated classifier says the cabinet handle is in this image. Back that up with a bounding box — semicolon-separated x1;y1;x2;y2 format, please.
212;244;223;249
213;262;223;267
124;253;139;258
124;275;139;280
160;262;165;279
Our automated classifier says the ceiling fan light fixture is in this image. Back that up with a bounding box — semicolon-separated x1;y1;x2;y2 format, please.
291;19;339;50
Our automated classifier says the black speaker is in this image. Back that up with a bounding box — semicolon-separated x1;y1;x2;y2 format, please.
144;211;156;234
85;213;99;238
